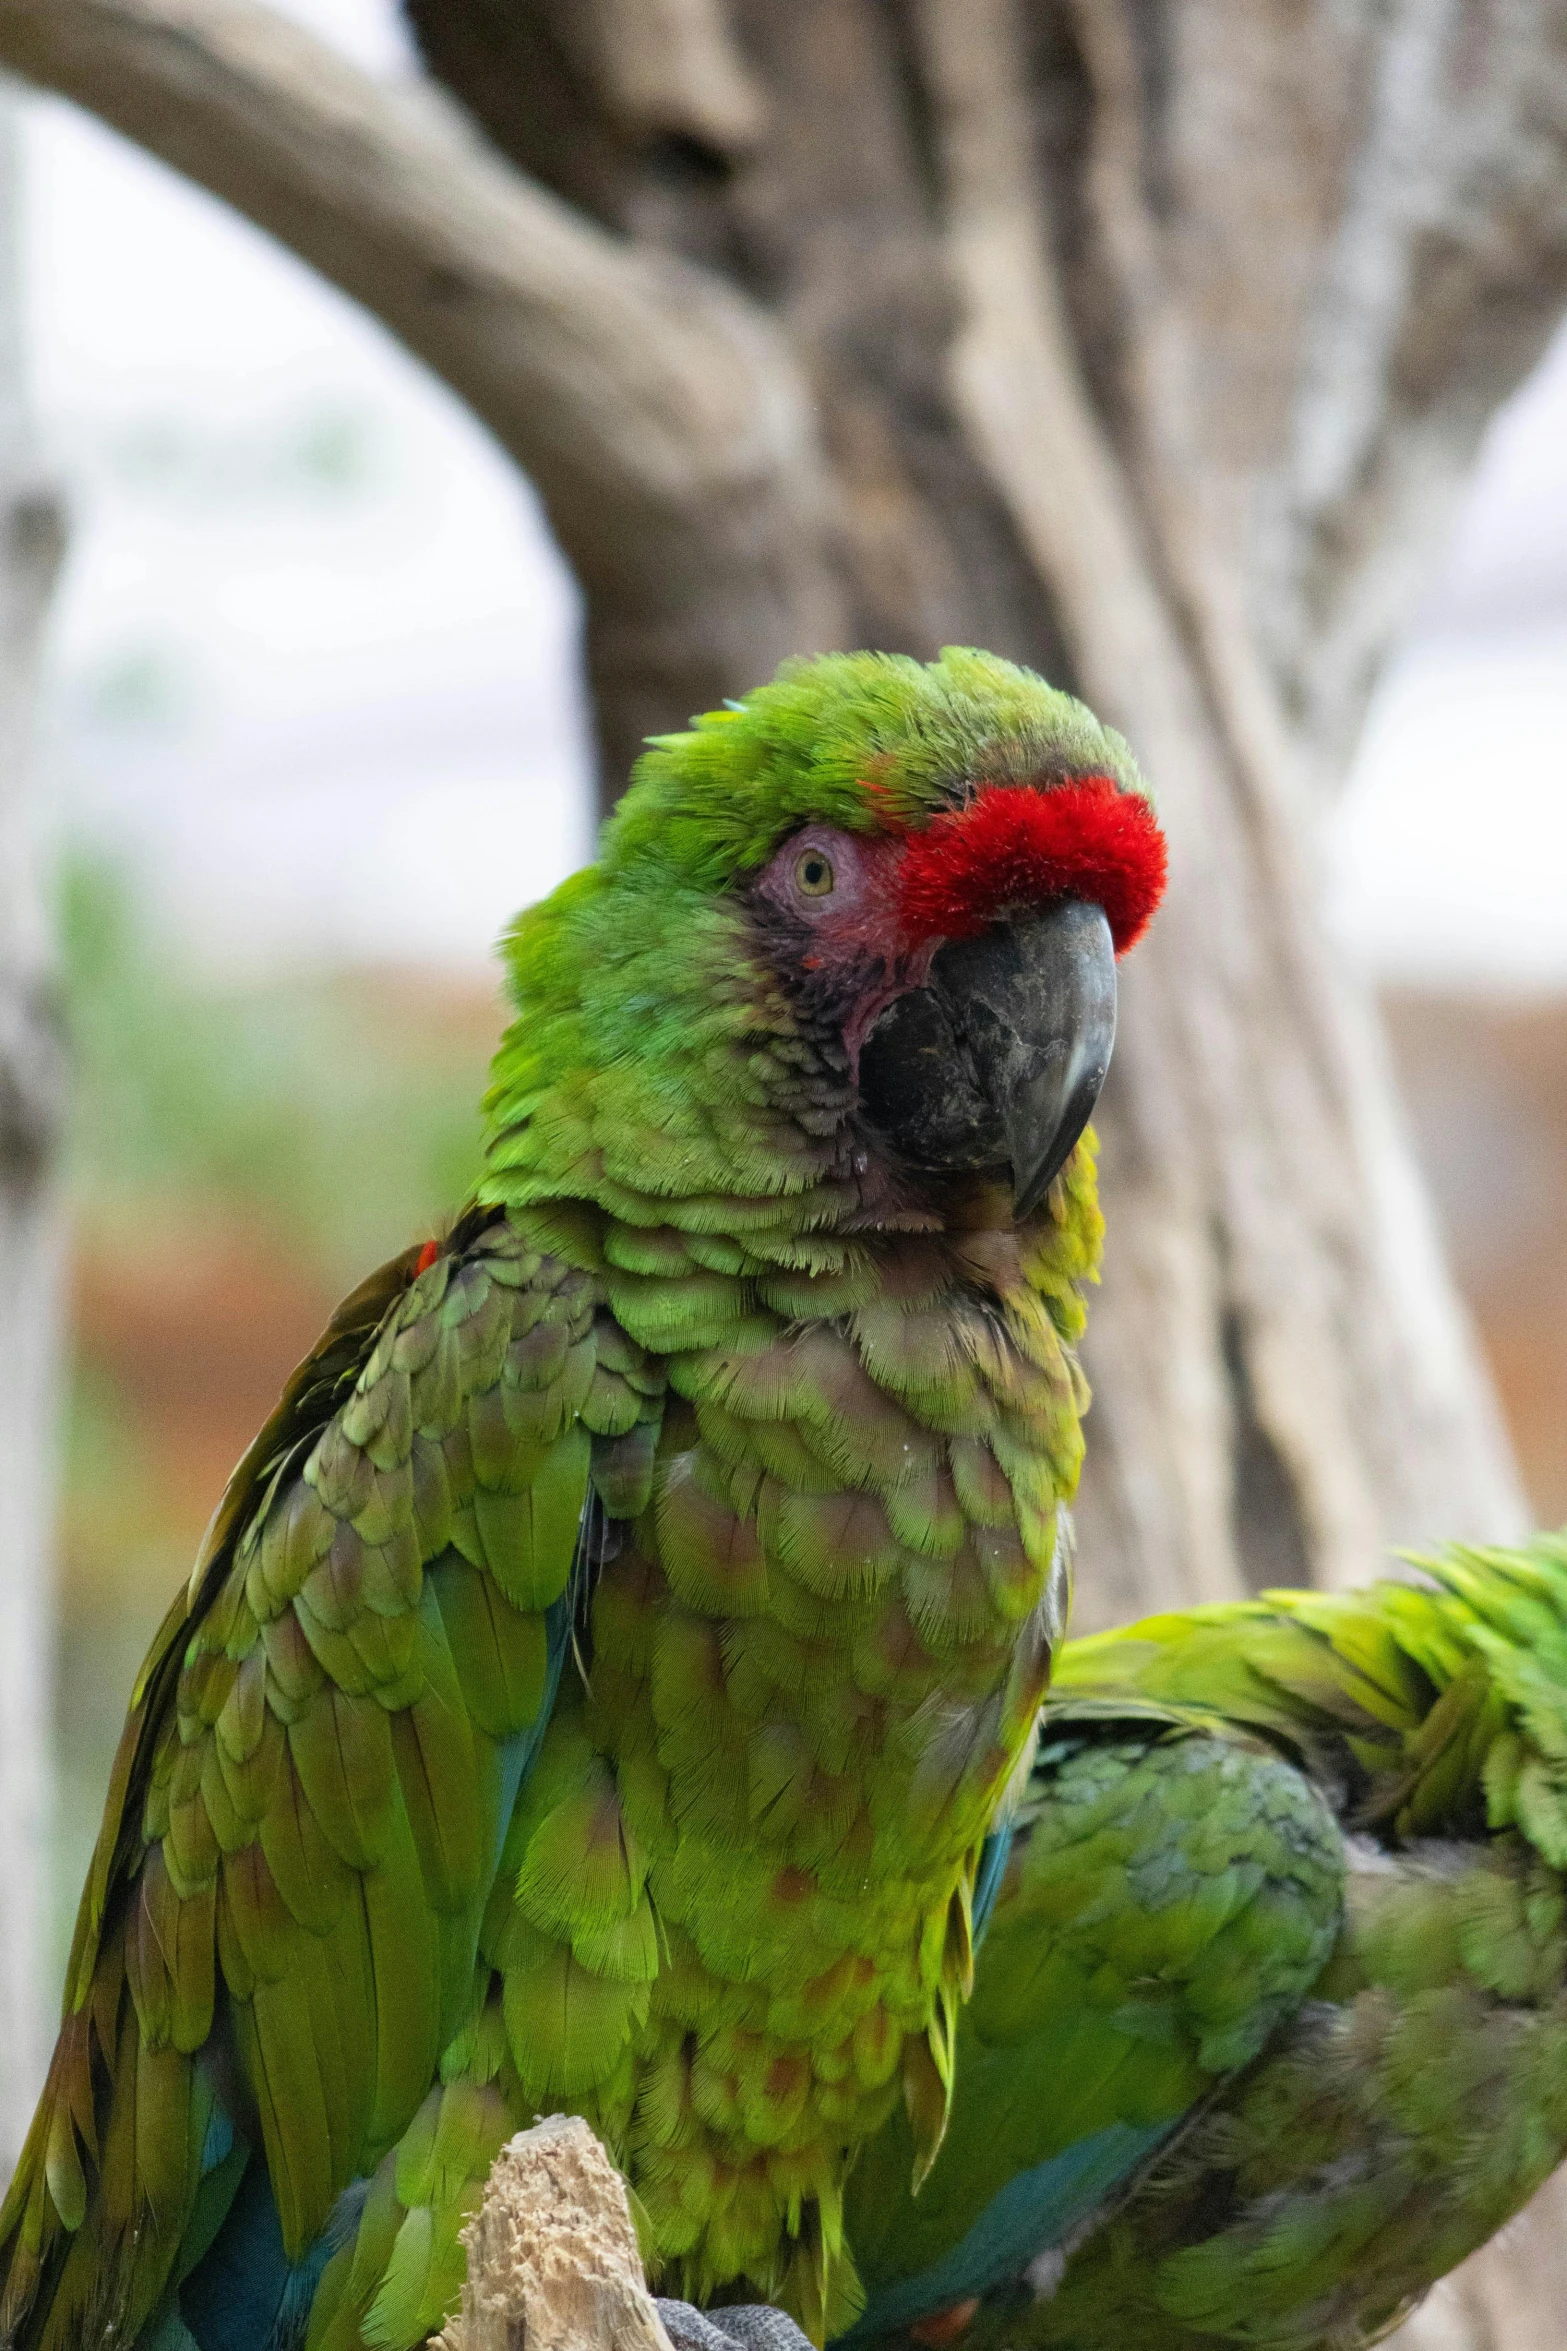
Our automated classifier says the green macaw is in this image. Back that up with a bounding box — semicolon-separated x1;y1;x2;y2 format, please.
844;1534;1567;2351
0;647;1169;2351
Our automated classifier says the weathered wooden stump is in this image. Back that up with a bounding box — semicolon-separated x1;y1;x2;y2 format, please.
434;2116;675;2351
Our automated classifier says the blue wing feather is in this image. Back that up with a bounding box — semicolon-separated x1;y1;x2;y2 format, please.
970;1821;1013;1949
838;2125;1172;2342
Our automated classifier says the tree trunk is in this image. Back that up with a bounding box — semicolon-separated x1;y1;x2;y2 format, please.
401;0;1549;1614
0;76;66;2173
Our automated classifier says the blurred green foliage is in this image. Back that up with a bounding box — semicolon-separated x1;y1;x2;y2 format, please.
61;853;497;1284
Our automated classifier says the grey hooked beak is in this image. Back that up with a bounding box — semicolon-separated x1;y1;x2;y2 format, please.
858;899;1117;1217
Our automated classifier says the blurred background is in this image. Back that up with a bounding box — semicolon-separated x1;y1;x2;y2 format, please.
19;0;1567;1988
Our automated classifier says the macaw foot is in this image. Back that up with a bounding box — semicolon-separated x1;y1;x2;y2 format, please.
656;2300;816;2351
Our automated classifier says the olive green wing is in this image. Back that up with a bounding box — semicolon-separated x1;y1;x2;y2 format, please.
0;1211;663;2351
840;1699;1345;2341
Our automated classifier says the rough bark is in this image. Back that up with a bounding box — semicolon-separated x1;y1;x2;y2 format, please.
434;2117;675;2351
0;0;844;764
0;78;67;2171
3;0;1567;2334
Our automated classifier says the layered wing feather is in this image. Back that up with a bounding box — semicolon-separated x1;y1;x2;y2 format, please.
841;1702;1344;2340
997;1540;1567;2349
1040;1826;1567;2351
845;1539;1567;2350
0;1212;663;2351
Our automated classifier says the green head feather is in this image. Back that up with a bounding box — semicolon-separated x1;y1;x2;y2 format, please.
478;648;1145;1232
604;645;1147;886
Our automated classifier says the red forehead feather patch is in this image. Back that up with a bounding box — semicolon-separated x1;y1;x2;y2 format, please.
895;778;1167;956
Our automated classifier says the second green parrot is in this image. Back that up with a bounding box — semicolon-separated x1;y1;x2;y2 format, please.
846;1534;1567;2349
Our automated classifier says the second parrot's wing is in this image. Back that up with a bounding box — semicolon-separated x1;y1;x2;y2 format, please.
0;1210;663;2351
839;1700;1345;2342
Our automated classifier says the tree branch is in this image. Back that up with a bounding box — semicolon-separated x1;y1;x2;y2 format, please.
0;0;842;773
1270;0;1567;766
1048;0;1567;783
576;0;765;155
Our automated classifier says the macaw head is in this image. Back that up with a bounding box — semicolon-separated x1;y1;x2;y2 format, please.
487;646;1165;1230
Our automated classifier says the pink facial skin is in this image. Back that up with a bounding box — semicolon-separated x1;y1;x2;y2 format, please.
752;824;938;1077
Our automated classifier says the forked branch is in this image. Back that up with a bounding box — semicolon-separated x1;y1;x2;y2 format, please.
0;0;841;747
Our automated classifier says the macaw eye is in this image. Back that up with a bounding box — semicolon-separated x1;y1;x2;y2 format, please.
795;849;835;898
